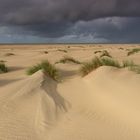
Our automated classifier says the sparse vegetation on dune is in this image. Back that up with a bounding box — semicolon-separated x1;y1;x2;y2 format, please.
119;47;124;50
101;58;120;68
100;50;112;58
122;60;136;68
80;57;140;76
27;60;59;81
127;48;140;56
0;60;6;63
0;63;8;73
44;51;48;54
80;57;102;76
94;50;102;54
55;56;81;64
5;53;15;56
122;60;140;74
57;49;67;53
129;66;140;74
27;64;42;75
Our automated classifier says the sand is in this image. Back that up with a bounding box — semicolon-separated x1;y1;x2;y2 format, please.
0;44;140;139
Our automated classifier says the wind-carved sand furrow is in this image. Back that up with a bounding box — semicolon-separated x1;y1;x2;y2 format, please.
0;70;70;140
34;74;70;139
0;72;66;140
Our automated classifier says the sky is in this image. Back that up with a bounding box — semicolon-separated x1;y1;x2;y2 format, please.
0;0;140;43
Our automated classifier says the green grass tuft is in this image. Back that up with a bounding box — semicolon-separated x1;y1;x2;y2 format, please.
80;57;121;76
122;60;140;74
127;48;140;56
122;60;136;68
80;55;140;76
0;60;6;63
58;49;67;53
80;57;102;76
27;64;42;75
55;56;81;64
0;63;8;73
101;58;121;68
5;53;15;56
94;50;102;54
129;66;140;74
100;50;112;58
27;60;59;81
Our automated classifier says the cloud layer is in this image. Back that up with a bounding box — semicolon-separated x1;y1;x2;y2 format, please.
0;0;140;43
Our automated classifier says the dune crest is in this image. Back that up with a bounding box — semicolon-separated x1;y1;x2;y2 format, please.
1;45;140;139
0;71;69;140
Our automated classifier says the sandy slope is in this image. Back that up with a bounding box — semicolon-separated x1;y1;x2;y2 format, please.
1;44;140;140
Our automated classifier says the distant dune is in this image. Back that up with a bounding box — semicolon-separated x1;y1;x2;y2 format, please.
0;44;140;140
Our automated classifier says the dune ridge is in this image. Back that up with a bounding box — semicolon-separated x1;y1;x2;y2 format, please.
1;45;140;139
0;71;69;140
1;66;140;139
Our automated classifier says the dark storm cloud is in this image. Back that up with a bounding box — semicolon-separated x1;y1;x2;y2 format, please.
0;0;140;42
64;17;140;43
0;0;140;25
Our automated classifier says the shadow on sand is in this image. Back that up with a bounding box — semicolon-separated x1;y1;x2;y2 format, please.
42;76;70;113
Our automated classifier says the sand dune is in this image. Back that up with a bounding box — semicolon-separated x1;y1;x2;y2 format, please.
0;71;70;140
1;44;140;139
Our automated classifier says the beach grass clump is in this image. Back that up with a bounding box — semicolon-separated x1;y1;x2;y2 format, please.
0;63;8;73
5;53;15;56
129;66;140;74
119;47;124;50
44;51;48;54
127;48;140;56
27;60;59;81
80;57;121;76
27;64;42;75
94;50;102;54
122;60;136;68
58;49;67;53
100;50;112;58
0;60;6;63
80;54;140;76
101;58;121;68
122;60;140;74
55;56;81;64
80;57;102;76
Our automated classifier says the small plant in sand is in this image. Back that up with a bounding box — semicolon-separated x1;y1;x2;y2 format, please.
27;60;59;81
119;47;124;50
129;66;140;74
80;57;102;76
0;60;6;63
44;51;48;54
58;49;67;53
94;50;102;54
100;50;112;58
0;63;8;73
55;56;81;64
80;56;140;76
80;57;121;76
5;53;15;56
122;60;136;68
127;48;140;56
101;58;121;68
122;60;140;74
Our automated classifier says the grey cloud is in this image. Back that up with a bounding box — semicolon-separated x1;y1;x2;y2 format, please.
0;0;140;25
1;17;140;43
0;0;140;43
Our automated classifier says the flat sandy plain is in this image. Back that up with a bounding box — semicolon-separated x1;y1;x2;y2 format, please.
0;44;140;140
